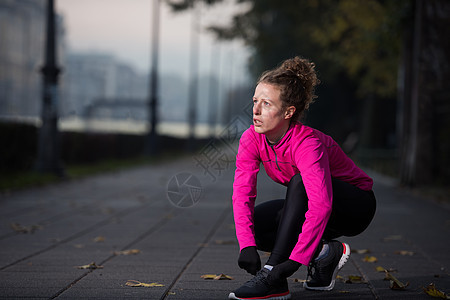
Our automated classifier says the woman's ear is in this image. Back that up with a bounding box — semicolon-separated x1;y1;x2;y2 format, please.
285;106;296;119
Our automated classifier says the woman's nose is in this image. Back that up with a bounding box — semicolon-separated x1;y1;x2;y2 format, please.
253;102;261;115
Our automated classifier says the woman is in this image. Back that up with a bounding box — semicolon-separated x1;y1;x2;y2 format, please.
229;56;376;300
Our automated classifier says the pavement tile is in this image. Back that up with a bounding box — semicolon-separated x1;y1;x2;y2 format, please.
0;286;62;298
0;158;449;299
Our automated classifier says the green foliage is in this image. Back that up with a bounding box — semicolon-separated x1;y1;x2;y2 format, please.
310;0;411;98
173;0;413;99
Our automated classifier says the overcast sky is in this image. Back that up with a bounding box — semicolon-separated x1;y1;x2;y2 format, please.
57;0;251;83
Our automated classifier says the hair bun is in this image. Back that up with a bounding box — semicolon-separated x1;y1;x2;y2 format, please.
282;57;317;83
257;56;320;121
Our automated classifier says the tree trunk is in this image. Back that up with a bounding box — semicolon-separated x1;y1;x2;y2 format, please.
399;0;450;186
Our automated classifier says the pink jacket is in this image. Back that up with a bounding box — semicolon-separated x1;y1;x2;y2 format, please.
232;122;373;265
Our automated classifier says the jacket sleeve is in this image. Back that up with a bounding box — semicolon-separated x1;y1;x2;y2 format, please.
232;129;260;251
289;137;333;265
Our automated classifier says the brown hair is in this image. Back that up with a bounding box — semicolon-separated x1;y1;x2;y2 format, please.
257;56;320;121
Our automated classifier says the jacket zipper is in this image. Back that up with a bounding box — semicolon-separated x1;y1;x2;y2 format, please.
270;145;281;171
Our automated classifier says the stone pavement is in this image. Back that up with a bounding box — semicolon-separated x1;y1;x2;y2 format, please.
0;154;449;299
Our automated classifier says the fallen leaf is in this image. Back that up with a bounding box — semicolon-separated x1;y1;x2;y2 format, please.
76;262;103;269
93;236;105;242
114;249;141;255
423;283;450;299
378;266;397;273
394;250;414;256
363;255;378;263
352;249;371;254
215;274;234;280
74;244;85;249
345;275;365;284
376;266;386;272
384;270;409;290
10;223;42;234
125;280;164;287
201;274;217;279
201;274;233;280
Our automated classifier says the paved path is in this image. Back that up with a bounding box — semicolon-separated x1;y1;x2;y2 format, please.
0;155;449;299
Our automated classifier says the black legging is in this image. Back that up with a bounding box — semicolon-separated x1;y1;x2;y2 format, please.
254;174;376;266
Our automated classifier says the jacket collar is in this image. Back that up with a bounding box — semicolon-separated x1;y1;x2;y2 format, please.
265;121;300;148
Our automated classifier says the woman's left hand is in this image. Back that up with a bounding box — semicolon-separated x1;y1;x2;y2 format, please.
267;259;301;284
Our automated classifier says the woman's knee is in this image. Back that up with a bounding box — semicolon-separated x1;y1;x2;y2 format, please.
285;173;308;206
288;173;303;189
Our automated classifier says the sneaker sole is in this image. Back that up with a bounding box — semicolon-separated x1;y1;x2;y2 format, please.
228;291;291;300
303;242;351;291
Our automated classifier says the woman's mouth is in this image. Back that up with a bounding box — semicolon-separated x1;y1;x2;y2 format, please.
253;119;262;126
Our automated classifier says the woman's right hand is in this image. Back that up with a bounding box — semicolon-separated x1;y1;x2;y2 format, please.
238;246;261;275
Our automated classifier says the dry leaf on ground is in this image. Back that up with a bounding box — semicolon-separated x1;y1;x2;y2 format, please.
344;275;365;284
76;262;103;269
114;249;141;255
93;236;105;242
201;274;234;280
352;249;371;254
125;280;164;287
423;283;450;299
10;223;42;234
394;250;414;256
376;266;397;273
384;270;409;290
363;255;378;263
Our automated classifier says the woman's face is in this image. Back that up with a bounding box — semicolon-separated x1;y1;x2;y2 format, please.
252;82;293;143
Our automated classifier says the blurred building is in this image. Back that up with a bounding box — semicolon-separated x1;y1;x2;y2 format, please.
0;0;66;118
0;0;229;131
62;53;148;119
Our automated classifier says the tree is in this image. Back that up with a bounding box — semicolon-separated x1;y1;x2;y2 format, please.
167;0;450;186
398;0;450;186
191;0;407;145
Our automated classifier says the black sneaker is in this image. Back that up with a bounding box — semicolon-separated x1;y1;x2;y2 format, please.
303;241;350;291
229;268;291;300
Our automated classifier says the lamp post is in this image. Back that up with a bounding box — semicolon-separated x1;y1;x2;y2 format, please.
146;0;160;155
35;0;64;176
208;42;220;139
187;3;200;151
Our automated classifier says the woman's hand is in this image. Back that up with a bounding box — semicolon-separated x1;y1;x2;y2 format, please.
268;259;301;283
238;246;261;275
